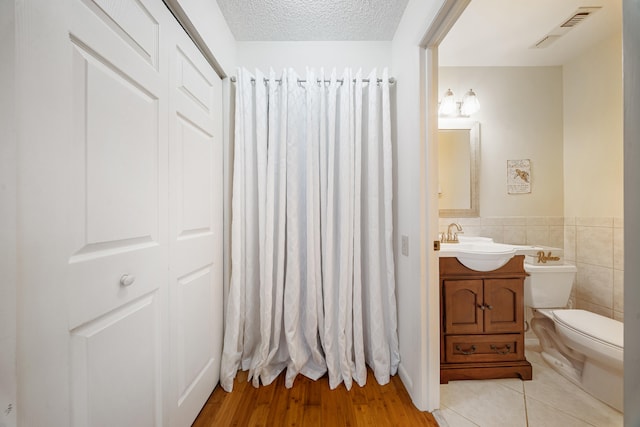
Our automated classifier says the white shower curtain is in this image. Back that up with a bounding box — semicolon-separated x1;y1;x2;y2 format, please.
220;67;398;392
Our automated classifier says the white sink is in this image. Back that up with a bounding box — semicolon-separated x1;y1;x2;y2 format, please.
439;238;540;271
456;236;495;244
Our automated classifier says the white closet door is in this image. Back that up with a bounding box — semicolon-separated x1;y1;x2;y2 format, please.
17;0;223;425
66;1;169;425
167;23;223;427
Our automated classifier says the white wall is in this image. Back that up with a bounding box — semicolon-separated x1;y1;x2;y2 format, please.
0;1;17;425
563;33;623;218
391;0;446;412
439;67;564;218
562;32;624;330
236;41;391;75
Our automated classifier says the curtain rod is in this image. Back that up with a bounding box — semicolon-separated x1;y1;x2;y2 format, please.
229;76;396;84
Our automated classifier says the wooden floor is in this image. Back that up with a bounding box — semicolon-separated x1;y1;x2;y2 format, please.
192;369;439;427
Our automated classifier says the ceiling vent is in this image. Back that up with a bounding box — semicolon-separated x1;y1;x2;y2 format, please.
561;8;600;28
531;6;602;49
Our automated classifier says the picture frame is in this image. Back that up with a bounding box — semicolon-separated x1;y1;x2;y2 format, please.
507;159;531;194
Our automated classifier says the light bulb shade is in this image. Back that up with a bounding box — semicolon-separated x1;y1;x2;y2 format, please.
439;89;457;116
461;89;480;115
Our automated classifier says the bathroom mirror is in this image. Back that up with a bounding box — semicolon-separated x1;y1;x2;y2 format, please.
438;119;479;217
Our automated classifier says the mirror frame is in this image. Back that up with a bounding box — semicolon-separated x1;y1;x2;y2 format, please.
438;119;480;217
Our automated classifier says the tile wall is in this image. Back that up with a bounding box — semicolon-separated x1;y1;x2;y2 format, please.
438;216;624;321
565;217;624;321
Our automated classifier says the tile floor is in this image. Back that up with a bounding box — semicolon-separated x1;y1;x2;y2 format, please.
435;344;623;427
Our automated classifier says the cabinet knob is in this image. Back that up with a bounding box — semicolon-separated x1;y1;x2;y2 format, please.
477;304;485;310
119;274;136;287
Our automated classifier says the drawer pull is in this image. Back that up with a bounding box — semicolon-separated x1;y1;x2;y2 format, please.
455;344;477;355
490;344;512;355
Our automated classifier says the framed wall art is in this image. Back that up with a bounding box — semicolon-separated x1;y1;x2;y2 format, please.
507;159;531;194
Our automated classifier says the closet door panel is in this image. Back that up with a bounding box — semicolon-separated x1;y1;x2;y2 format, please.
67;39;165;329
168;25;223;427
18;0;222;424
66;1;169;426
70;293;161;427
67;0;168;329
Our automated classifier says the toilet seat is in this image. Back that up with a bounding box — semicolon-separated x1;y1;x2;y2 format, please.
552;309;623;348
551;309;623;368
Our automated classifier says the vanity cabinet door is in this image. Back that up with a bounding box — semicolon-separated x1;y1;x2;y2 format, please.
483;279;524;333
443;279;484;334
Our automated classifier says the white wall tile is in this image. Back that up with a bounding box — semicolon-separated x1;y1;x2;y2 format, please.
576;217;614;227
576;262;614;308
526;226;549;246
547;226;564;248
481;217;504;226
613;226;624;271
527;216;549;226
458;217;481;227
479;225;503;242
502;217;527;226
547;216;565;226
613;217;624;228
504;226;526;245
613;269;624;313
564;225;577;262
576;226;613;268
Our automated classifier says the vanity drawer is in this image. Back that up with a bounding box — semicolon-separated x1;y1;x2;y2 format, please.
445;334;523;363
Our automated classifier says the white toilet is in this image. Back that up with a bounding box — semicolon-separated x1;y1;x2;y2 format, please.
524;262;624;412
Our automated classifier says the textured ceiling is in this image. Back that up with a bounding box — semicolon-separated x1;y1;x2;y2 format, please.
216;0;410;41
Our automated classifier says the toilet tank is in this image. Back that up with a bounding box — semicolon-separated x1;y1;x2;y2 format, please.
523;263;577;308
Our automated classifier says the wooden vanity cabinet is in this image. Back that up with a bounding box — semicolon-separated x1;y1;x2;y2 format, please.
440;255;532;383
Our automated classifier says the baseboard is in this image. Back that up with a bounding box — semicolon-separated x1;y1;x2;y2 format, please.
398;363;413;392
432;409;450;427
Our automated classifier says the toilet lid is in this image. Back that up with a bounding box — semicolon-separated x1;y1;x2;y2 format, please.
553;309;623;348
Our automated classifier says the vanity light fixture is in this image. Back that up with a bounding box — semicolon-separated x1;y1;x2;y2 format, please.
461;89;480;115
438;88;457;116
438;88;480;117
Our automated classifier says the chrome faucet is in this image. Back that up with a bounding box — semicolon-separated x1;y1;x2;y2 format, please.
444;222;463;243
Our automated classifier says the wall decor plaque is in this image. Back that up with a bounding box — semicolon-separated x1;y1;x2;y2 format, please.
507;159;531;194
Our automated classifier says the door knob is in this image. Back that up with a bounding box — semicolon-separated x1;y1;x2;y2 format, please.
119;274;136;287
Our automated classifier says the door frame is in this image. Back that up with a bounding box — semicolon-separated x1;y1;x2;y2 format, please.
623;0;640;422
1;1;17;424
421;1;640;419
418;0;470;411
